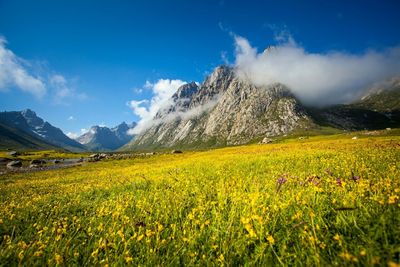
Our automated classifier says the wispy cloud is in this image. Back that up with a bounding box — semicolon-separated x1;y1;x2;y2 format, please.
0;36;86;104
67;115;75;121
0;37;46;98
234;34;400;106
50;74;87;105
128;79;187;134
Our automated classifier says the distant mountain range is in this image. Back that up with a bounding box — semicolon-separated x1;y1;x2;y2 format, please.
1;67;399;152
76;122;136;151
0;109;86;152
0;109;136;152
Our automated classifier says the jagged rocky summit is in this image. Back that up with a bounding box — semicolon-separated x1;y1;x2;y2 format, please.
124;66;313;150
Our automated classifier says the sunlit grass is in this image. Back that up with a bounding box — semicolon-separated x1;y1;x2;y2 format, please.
0;136;399;266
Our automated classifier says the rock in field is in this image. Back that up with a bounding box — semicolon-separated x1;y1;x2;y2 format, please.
8;151;20;157
30;159;46;165
7;160;22;168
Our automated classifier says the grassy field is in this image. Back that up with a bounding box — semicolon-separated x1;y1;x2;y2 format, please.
0;135;399;266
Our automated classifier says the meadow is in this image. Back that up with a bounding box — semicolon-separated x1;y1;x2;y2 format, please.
0;134;399;266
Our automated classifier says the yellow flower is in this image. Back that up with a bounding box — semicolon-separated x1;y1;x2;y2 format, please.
244;223;256;238
125;255;133;263
218;254;225;262
388;195;398;204
388;261;400;267
34;251;43;257
91;249;99;258
55;253;63;264
137;234;144;241
333;234;340;241
18;250;24;261
267;235;275;245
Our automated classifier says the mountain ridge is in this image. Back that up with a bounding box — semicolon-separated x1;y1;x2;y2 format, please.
123;66;314;150
0;109;86;152
76;122;136;151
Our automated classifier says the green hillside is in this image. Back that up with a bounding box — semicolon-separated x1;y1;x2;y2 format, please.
0;123;59;151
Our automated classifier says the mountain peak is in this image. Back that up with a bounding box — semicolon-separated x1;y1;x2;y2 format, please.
21;108;37;118
0;109;86;152
173;81;199;99
204;65;233;87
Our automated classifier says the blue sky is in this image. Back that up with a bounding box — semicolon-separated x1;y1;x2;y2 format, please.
1;0;400;137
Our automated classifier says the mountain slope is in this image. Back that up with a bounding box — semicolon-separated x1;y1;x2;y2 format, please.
0;122;60;151
312;78;400;130
77;122;136;151
0;109;86;152
124;66;313;150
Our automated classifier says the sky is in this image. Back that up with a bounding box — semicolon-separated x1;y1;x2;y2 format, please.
1;0;400;137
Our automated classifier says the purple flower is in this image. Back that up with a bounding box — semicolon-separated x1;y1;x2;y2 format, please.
336;178;342;187
351;175;360;182
276;176;287;193
277;177;287;185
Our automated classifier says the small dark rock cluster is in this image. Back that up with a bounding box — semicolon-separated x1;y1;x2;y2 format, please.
29;159;46;168
7;160;22;169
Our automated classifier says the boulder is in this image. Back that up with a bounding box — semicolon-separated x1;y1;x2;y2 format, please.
29;164;40;169
8;151;20;157
53;159;61;164
0;158;12;163
30;159;46;165
171;150;183;154
7;160;22;168
259;137;273;144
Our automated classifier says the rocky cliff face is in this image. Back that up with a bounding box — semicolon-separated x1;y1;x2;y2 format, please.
125;66;313;150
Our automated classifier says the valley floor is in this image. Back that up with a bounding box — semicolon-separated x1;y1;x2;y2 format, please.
0;133;399;266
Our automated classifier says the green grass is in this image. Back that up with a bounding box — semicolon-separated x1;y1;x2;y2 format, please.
0;135;399;266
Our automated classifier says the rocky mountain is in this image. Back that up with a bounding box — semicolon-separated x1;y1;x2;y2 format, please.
124;66;314;150
0;109;86;152
76;122;136;151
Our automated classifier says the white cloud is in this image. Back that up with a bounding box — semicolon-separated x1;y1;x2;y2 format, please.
158;96;220;123
66;128;87;139
128;79;187;134
0;36;87;103
0;37;46;98
66;132;79;139
234;35;400;106
67;115;75;121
